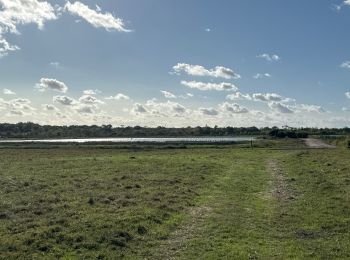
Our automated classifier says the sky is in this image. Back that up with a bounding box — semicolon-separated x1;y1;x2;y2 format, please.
1;0;350;127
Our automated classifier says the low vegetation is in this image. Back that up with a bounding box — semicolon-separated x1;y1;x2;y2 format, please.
268;128;308;138
0;140;349;259
0;122;350;139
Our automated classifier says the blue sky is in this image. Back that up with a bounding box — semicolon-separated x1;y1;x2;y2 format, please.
1;0;350;127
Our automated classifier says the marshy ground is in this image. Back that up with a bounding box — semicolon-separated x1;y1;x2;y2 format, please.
0;139;349;259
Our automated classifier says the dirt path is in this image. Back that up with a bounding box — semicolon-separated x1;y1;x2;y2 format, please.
151;205;212;259
302;138;336;149
268;159;295;202
267;158;299;258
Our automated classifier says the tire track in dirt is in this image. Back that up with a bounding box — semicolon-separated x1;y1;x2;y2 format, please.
267;159;298;257
268;159;295;202
150;206;212;259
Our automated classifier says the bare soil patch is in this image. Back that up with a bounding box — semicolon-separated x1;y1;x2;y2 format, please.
302;138;336;149
268;160;295;202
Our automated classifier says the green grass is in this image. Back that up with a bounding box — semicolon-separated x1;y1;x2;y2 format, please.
319;135;350;148
0;142;349;259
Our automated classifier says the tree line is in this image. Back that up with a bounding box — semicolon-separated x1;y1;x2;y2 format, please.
0;122;349;139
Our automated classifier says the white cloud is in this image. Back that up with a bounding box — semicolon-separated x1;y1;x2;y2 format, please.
178;93;194;99
0;95;340;127
131;103;147;114
332;4;342;11
181;80;238;91
268;102;294;114
341;61;350;69
295;104;325;113
10;98;30;104
105;93;130;100
0;97;36;116
161;90;176;99
3;88;15;95
0;38;19;57
346;92;350;99
50;61;62;68
36;78;68;93
52;94;104;115
0;0;57;31
253;73;271;79
53;95;76;106
253;93;291;102
173;63;241;79
0;0;57;56
219;102;249;114
257;53;280;62
75;104;96;114
131;99;188;117
226;92;252;101
199;107;219;116
9;110;23;116
171;103;186;114
79;94;104;105
42;104;59;111
331;1;350;10
83;89;101;95
64;1;130;32
205;28;211;32
145;99;187;116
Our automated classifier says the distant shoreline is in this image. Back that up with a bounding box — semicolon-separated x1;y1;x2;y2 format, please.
0;136;256;144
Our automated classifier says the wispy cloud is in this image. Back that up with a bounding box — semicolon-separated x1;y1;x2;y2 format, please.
226;92;252;101
253;73;271;79
331;4;342;11
294;104;325;113
341;61;350;69
64;1;131;32
257;53;280;62
3;88;15;95
161;90;176;99
178;93;194;99
50;61;62;69
0;38;19;57
83;89;101;95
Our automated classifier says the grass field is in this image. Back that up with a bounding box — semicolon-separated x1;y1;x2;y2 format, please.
0;141;349;259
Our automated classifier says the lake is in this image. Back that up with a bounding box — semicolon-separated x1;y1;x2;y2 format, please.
0;137;255;144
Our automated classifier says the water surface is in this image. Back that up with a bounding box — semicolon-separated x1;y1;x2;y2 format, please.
0;137;255;144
